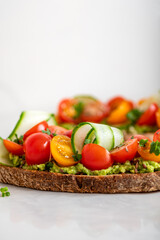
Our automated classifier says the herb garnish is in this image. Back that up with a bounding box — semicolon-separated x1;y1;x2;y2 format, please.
72;151;82;162
13;134;24;145
150;141;160;156
84;139;91;145
0;187;10;197
73;101;84;119
126;109;142;123
42;128;57;137
139;139;148;147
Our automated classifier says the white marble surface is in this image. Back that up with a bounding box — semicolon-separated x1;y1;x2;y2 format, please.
0;182;160;240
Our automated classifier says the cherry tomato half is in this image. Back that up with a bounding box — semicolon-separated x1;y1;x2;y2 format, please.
107;100;133;125
110;139;138;163
137;103;159;126
81;143;113;171
129;135;151;143
23;133;51;165
81;101;109;123
23;121;48;140
3;139;24;156
153;129;160;142
106;96;125;111
58;98;79;123
138;141;160;163
50;135;76;167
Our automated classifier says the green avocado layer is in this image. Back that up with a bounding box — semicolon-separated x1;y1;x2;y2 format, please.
8;154;160;176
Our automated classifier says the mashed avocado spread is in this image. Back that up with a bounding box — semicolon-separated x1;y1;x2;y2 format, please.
8;153;160;176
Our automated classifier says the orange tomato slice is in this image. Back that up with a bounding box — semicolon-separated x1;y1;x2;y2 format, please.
50;135;76;167
138;141;160;163
156;108;160;128
107;100;132;124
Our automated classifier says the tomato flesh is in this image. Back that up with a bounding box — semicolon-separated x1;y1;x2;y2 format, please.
50;135;76;167
3;139;24;156
23;133;51;165
23;121;48;140
137;103;159;126
81;143;113;171
110;139;138;163
153;129;160;142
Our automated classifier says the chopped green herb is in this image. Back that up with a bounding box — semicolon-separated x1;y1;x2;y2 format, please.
150;141;160;156
131;136;134;139
42;128;57;137
13;134;24;145
84;139;91;145
42;128;52;135
139;139;148;147
126;109;142;123
0;187;10;197
72;151;82;162
73;102;84;119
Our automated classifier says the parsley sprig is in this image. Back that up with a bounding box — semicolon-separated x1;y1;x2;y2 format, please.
72;151;82;162
42;128;57;137
139;139;148;147
150;141;160;156
126;109;142;123
0;187;10;197
13;134;24;145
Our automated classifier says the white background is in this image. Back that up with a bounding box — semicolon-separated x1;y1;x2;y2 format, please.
0;0;160;137
0;1;160;240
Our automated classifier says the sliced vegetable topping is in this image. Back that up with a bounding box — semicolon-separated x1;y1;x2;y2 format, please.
3;139;24;156
110;139;138;163
50;135;77;167
137;103;159;126
81;143;113;171
71;122;124;154
153;129;160;142
138;141;160;163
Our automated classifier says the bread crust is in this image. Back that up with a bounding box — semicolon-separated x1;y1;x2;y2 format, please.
0;165;160;193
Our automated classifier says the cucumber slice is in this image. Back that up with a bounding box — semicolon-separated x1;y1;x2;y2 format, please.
71;122;116;154
0;138;13;166
74;95;97;104
8;111;57;140
111;127;124;148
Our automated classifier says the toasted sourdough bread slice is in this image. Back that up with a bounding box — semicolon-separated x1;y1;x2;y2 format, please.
0;165;160;193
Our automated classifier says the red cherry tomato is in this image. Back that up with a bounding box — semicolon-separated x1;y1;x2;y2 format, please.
23;121;48;140
81;143;113;171
81;101;109;123
153;129;160;142
23;133;51;165
106;96;125;111
110;139;138;163
3;139;24;156
48;125;67;135
137;103;159;126
63;130;73;138
58;98;79;123
129;135;151;143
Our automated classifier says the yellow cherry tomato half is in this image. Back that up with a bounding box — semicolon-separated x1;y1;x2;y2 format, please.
138;141;160;163
50;135;76;167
